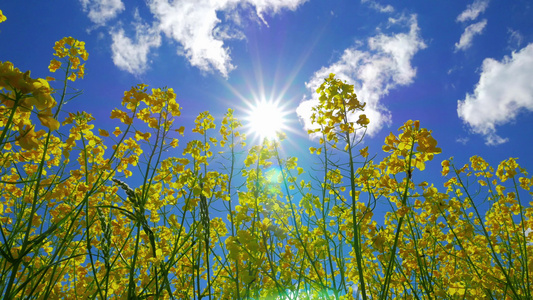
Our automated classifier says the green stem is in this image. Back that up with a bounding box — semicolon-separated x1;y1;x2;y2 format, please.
0;91;20;152
379;137;415;300
53;60;71;119
454;168;521;299
127;224;142;299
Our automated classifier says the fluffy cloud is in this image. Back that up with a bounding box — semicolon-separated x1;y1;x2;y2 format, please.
457;43;533;145
456;0;489;23
110;21;161;74
455;19;487;52
296;14;426;138
144;0;307;77
81;0;308;76
80;0;125;25
147;0;236;77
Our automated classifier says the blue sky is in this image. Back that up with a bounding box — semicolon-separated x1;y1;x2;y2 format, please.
1;0;533;178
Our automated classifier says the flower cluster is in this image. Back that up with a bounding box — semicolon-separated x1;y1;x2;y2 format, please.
49;36;88;81
308;73;368;147
1;18;531;300
0;61;59;149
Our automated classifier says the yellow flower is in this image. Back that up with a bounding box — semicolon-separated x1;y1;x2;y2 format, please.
297;167;304;175
356;114;370;126
77;63;85;79
170;138;179;148
69;56;80;69
67;73;77;81
176;126;185;135
98;129;109;137
519;177;530;191
0;61;32;94
113;127;122;137
441;159;450;176
359;146;369;158
80;50;89;61
134;130;151;142
30;78;56;110
0;9;6;23
37;110;60;131
64;36;75;46
449;282;466;296
48;59;61;72
16;126;40;150
51;37;89;81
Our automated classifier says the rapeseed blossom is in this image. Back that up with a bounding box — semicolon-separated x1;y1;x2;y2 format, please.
0;14;531;298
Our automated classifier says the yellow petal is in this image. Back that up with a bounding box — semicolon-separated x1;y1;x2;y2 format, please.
38;113;60;131
0;10;6;23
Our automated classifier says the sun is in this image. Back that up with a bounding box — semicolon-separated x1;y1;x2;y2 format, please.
246;100;287;141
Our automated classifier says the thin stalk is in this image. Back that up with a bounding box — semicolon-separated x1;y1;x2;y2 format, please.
53;60;71;119
273;142;327;291
0;90;21;152
379;138;415;300
127;224;142;299
343;129;368;300
226;131;241;300
511;176;531;299
454;168;521;299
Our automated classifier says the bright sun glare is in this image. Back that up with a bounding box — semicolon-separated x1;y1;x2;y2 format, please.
247;100;286;141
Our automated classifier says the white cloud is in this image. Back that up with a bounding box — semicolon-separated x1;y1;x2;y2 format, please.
457;43;533;145
456;137;469;145
80;0;125;25
80;0;307;76
296;14;426;138
455;19;487;52
456;0;489;23
361;0;394;13
147;0;235;77
146;0;308;77
248;0;309;23
508;29;524;48
110;22;161;74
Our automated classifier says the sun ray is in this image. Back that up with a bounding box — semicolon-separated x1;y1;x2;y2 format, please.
219;19;331;145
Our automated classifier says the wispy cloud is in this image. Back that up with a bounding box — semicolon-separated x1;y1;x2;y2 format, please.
508;29;524;48
296;14;426;138
80;0;125;25
457;43;533;145
249;0;309;24
455;19;487;52
456;0;489;23
361;0;394;13
81;0;308;76
456;137;469;145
